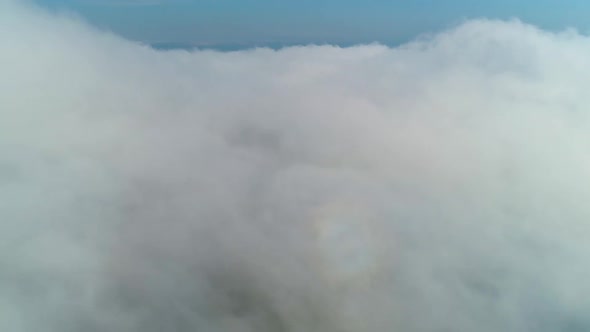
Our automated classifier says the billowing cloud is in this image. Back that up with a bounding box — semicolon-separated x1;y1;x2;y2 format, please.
3;1;590;331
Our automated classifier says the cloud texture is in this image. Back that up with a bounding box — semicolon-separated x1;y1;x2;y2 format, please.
3;2;590;331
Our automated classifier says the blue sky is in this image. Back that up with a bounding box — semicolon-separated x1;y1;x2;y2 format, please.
35;0;590;46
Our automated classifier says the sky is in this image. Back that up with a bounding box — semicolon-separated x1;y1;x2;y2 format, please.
34;0;590;46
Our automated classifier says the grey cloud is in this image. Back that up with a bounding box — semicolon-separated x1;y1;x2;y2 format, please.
2;2;590;331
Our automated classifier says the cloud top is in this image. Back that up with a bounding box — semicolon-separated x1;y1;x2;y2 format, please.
2;3;590;331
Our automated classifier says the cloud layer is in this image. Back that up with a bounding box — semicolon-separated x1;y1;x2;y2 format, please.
3;2;590;331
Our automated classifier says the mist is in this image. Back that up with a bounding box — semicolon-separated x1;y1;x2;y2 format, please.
3;1;590;331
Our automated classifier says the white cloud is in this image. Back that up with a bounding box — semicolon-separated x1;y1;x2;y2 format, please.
2;2;590;331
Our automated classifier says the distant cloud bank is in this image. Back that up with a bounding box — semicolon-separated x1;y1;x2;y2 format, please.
3;1;590;331
75;0;172;6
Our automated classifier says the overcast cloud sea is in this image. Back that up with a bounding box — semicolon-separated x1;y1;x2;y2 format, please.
3;1;590;331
